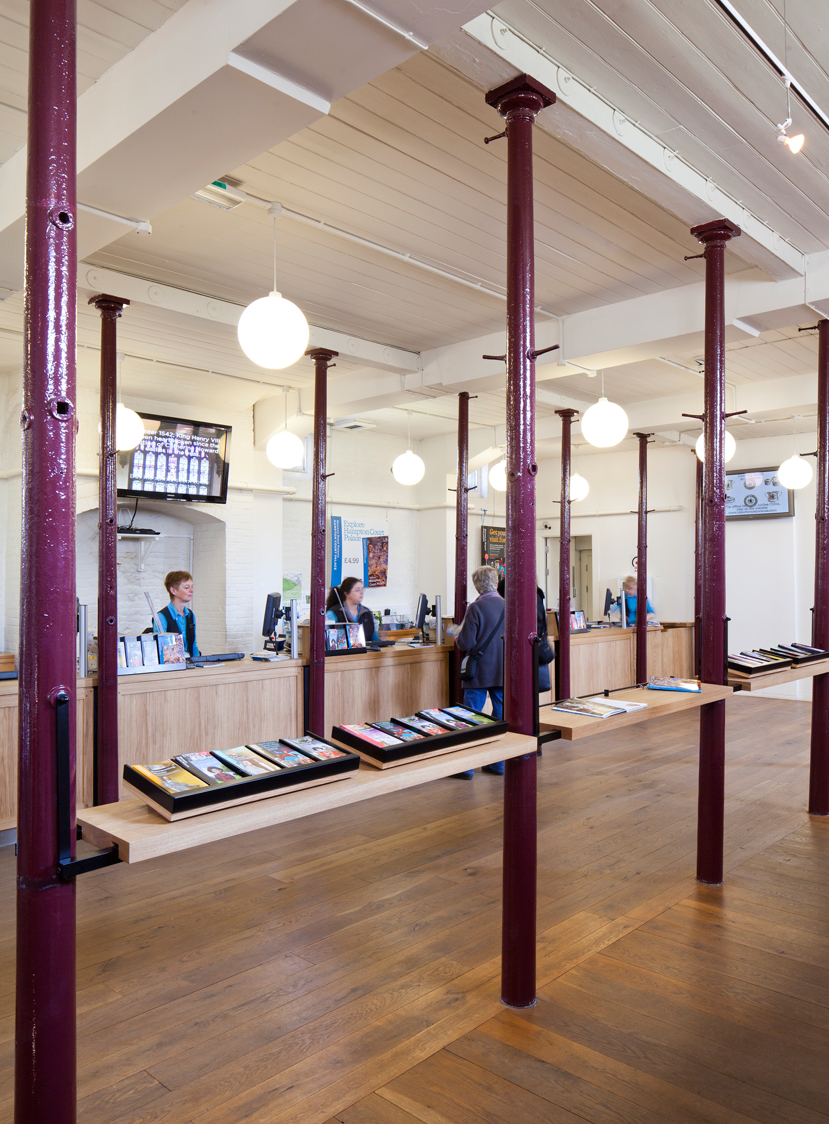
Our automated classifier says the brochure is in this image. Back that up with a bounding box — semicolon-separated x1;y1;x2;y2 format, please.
132;760;209;794
583;696;647;712
442;706;496;725
549;698;627;718
212;746;281;776
647;676;701;692
340;723;402;748
173;750;241;784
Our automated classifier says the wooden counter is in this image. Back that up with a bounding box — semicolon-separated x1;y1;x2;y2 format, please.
0;643;452;824
728;657;829;692
546;619;695;697
539;682;732;741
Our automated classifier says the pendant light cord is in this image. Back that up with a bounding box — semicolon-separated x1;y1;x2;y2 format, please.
273;217;278;294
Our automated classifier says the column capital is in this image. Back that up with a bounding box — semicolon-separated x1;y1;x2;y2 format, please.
555;407;579;419
305;347;338;363
88;293;129;318
691;218;741;245
486;74;555;118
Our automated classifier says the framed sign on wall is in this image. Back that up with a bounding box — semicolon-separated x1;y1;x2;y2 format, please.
725;467;794;520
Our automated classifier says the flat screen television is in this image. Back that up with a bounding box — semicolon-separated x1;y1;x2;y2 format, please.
117;413;231;504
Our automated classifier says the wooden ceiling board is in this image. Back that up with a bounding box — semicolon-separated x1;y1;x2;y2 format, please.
496;0;829;251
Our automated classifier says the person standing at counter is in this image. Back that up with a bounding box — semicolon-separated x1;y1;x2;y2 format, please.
453;566;504;777
153;570;200;658
325;577;380;642
623;575;656;626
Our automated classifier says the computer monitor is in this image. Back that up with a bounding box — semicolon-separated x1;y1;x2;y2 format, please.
262;593;282;651
603;588;614;617
414;593;428;631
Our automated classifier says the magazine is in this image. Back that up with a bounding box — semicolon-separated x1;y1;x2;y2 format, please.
157;633;186;664
341;723;402;748
549;698;627;718
123;636;143;667
132;760;209;794
140;634;159;665
396;716;446;736
173;750;241;784
647;676;701;692
583;696;647;713
418;708;473;730
212;746;281;776
371;721;425;742
280;736;349;760
248;742;314;768
441;706;496;725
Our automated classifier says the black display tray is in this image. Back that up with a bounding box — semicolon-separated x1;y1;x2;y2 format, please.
331;707;507;764
123;739;359;819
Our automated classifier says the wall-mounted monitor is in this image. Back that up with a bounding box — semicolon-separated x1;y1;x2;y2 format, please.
117;413;231;504
725;466;794;520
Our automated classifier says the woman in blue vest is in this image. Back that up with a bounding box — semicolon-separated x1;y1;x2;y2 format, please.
153;570;200;657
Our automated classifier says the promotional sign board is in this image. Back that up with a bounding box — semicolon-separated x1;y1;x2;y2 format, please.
725;467;794;520
330;515;389;586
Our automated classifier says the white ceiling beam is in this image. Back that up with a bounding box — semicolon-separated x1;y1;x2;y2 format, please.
0;0;494;293
78;264;419;374
463;13;805;281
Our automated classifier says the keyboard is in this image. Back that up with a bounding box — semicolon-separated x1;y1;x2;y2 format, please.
191;652;245;663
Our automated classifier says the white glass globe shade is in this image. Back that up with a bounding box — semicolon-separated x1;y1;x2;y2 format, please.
695;430;736;464
237;291;309;369
777;453;813;490
569;473;589;501
266;429;305;469
581;397;629;448
391;449;425;486
97;404;145;451
489;459;507;491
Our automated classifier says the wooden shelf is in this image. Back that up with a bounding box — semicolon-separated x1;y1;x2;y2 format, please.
77;732;537;864
728;658;829;692
539;683;732;741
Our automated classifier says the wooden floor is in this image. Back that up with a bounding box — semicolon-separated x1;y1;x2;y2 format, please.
1;694;828;1123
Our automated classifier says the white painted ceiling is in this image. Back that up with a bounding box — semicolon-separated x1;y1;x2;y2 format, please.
1;0;828;450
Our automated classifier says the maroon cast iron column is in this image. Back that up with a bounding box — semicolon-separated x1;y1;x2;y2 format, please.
485;74;554;1009
634;433;652;684
691;218;740;884
810;320;829;816
556;410;577;699
307;348;337;738
694;456;703;678
90;295;128;806
16;0;78;1121
453;392;470;703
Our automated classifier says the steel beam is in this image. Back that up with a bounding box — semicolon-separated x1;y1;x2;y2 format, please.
485;73;554;1010
307;347;337;738
90;294;128;806
16;0;78;1120
692;218;740;885
810;320;829;816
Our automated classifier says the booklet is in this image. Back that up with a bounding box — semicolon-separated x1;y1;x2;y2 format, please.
647;676;701;692
173;750;241;784
442;706;496;725
212;746;281;776
132;760;209;794
583;696;647;712
396;716;447;736
371;721;425;742
549;698;627;718
340;723;403;748
248;742;314;768
418;708;473;730
280;736;349;760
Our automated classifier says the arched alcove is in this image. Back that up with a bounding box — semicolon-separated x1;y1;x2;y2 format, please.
76;497;227;652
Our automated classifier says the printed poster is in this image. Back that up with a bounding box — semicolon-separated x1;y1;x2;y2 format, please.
330;514;389;586
366;535;389;587
481;526;506;578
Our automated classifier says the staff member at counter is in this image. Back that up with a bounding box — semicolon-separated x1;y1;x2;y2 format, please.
153;570;200;657
623;575;656;625
325;577;380;642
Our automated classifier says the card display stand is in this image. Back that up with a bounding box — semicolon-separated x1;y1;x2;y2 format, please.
332;708;508;768
123;741;360;820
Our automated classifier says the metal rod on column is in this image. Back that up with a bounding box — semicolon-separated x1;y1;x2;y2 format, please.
556;409;577;700
90;294;128;807
16;0;78;1119
694;456;703;679
485;73;554;1010
634;432;652;684
453;392;470;703
810;319;829;816
691;218;740;885
307;348;337;738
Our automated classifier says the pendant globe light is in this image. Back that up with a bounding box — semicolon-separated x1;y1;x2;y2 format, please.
777;414;813;490
266;386;305;469
98;352;144;451
238;204;309;369
569;472;589;502
581;372;628;448
489;458;507;491
695;429;736;464
392;411;425;485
